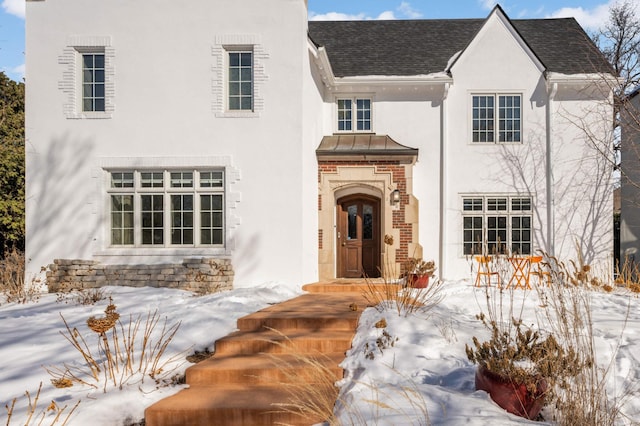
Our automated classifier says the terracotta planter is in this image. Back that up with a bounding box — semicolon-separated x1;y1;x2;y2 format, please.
475;366;547;420
407;274;430;288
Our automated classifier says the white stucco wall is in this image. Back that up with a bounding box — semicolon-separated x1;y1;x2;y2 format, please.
26;0;318;287
26;1;613;287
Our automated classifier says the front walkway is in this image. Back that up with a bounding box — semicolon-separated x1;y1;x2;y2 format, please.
145;281;374;426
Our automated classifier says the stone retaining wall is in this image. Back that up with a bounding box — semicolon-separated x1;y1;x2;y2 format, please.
46;258;234;294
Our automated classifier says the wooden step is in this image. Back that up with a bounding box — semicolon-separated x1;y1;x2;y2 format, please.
186;352;345;386
237;293;363;332
213;329;355;356
145;384;334;426
145;284;368;426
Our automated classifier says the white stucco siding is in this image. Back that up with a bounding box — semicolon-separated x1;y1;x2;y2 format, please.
548;85;614;271
26;0;314;287
442;12;550;278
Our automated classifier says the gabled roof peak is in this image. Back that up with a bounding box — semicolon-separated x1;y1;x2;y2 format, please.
308;8;612;78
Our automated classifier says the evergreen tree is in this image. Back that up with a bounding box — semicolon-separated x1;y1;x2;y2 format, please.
0;72;25;253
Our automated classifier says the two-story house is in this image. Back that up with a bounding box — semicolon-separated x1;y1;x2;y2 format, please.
25;1;615;290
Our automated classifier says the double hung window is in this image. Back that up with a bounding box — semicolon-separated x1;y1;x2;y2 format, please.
108;170;224;247
462;196;532;255
472;94;521;143
337;98;371;132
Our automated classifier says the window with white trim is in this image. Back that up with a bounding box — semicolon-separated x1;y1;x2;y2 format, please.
337;97;371;132
462;195;532;255
108;170;224;247
228;50;253;111
472;94;521;143
81;51;105;112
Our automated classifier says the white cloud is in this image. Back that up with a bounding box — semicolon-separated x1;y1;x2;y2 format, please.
12;63;24;79
309;11;368;21
479;0;497;10
310;1;422;21
309;10;398;21
2;0;25;19
398;2;423;19
377;11;396;20
548;1;640;31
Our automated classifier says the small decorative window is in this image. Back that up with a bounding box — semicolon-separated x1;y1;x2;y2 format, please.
472;94;522;143
337;97;372;132
81;52;105;112
228;51;253;111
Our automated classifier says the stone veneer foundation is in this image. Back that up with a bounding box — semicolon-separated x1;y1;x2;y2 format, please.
47;258;234;294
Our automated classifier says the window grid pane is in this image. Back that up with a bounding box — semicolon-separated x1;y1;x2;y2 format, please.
228;52;253;111
171;195;194;245
463;198;483;211
200;171;224;188
82;53;105;112
499;95;521;142
487;216;508;254
141;194;164;245
111;172;133;188
111;195;134;245
200;194;224;245
337;99;352;131
511;215;532;254
141;172;164;188
356;99;371;131
170;172;193;188
463;216;483;255
472;95;494;142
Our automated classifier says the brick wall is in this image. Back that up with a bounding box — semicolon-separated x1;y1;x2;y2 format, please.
46;258;234;294
318;160;415;271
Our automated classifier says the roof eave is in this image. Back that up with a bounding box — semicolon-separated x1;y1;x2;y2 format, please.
316;151;418;164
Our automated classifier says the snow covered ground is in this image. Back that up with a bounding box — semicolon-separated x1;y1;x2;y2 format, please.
0;280;638;425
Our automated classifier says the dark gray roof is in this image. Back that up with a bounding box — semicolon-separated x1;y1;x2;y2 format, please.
308;17;613;77
316;134;418;163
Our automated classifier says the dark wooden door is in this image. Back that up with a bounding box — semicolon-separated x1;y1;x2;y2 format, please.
337;195;380;278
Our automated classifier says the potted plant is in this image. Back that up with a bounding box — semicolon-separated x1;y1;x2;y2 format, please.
465;313;580;420
403;258;436;288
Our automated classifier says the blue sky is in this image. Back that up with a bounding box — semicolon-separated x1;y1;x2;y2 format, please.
0;0;636;82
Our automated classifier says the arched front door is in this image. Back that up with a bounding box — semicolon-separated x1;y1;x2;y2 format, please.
337;195;381;278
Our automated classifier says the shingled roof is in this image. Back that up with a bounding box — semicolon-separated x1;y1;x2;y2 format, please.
308;17;613;77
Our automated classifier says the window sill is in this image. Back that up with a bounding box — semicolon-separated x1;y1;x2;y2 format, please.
95;247;229;257
333;131;376;135
66;112;113;120
216;111;260;118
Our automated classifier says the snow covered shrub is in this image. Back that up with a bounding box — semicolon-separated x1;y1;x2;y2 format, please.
362;235;444;317
46;300;184;393
465;285;584;411
3;382;80;426
0;247;40;304
536;254;636;426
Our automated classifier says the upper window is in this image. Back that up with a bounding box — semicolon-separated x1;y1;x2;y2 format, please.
82;52;105;112
228;51;253;111
337;98;371;132
462;195;532;255
108;170;225;247
472;94;521;143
